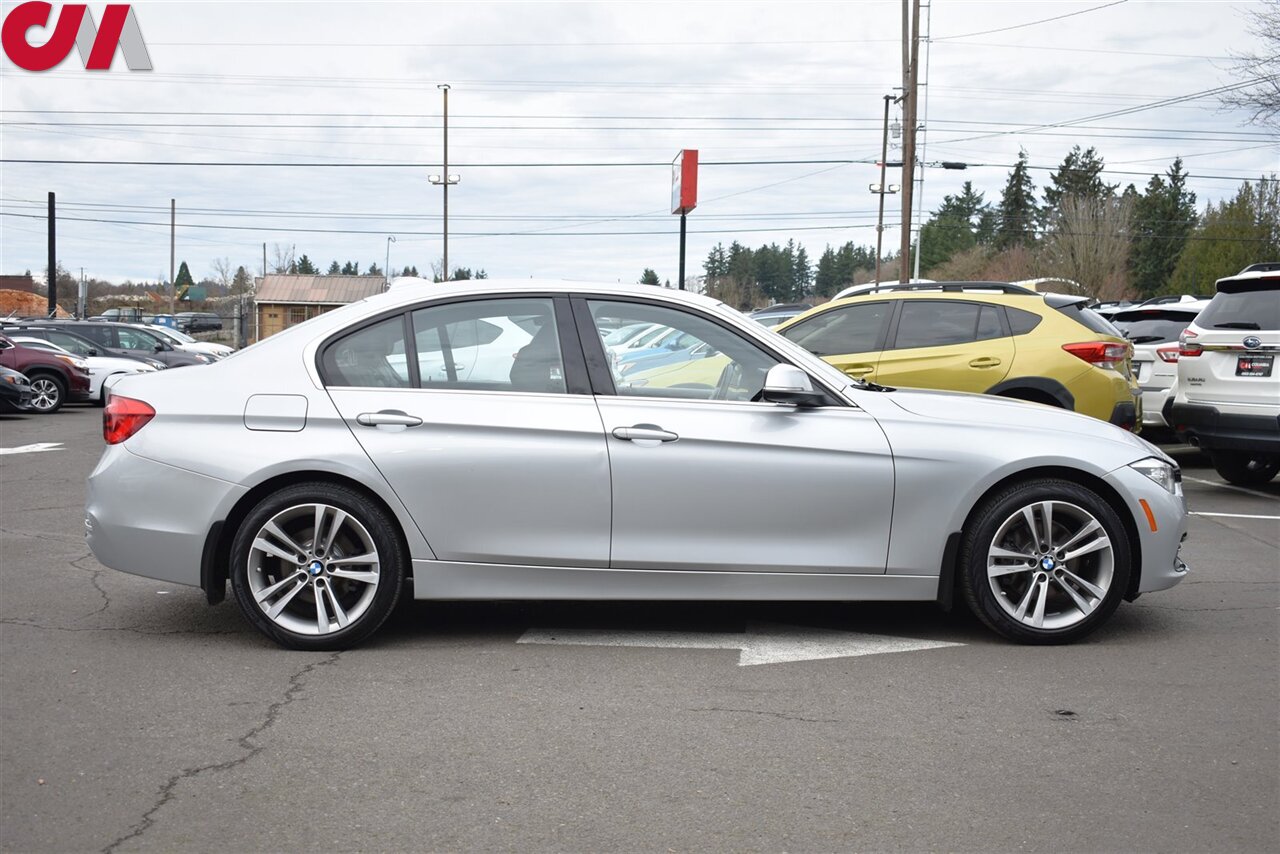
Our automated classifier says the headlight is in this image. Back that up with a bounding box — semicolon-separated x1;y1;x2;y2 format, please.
196;354;213;364
1130;457;1180;495
147;359;167;369
2;374;18;385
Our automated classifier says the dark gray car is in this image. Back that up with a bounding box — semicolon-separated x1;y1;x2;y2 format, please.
38;321;210;368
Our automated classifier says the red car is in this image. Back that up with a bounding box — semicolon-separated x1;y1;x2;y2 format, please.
0;333;91;413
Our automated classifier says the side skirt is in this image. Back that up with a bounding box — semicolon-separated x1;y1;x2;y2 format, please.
412;560;940;601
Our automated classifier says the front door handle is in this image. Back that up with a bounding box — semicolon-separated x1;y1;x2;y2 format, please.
969;357;1002;368
612;424;679;443
356;410;423;428
843;364;874;377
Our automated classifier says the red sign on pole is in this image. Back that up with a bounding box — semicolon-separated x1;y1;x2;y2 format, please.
671;149;698;215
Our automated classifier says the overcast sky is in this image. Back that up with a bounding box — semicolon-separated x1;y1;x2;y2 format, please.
1;0;1276;286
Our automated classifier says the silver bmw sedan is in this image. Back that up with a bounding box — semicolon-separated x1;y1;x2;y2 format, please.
86;279;1189;649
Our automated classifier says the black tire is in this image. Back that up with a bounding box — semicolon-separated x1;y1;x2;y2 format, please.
960;479;1131;644
230;482;406;650
1211;451;1280;486
27;372;65;414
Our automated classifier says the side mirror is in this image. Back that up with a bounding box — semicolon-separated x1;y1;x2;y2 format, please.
154;342;165;352
88;348;98;356
761;364;825;407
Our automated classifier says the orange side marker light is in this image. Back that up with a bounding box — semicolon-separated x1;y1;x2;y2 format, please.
1138;499;1158;533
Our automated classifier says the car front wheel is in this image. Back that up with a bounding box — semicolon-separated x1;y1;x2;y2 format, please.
960;479;1131;644
230;482;406;650
27;373;65;413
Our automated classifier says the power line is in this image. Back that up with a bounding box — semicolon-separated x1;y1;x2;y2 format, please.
0;157;870;168
934;0;1128;42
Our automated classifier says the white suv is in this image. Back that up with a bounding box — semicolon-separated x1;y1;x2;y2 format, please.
1111;300;1210;434
1168;269;1279;484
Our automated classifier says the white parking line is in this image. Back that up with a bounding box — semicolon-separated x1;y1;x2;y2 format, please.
1190;512;1280;521
0;442;64;456
1183;476;1278;501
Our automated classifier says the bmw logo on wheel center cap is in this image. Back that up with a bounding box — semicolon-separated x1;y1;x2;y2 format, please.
309;561;325;576
1041;556;1056;570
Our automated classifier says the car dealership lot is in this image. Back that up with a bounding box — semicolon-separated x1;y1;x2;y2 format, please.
2;406;1276;852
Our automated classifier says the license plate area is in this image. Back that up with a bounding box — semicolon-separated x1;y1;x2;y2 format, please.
1236;354;1273;377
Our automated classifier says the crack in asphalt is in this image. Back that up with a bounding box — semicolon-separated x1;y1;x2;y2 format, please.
69;553;111;616
687;707;839;723
0;526;85;546
101;651;343;854
1189;515;1278;549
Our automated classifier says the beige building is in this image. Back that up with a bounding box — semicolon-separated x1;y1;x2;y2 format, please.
254;275;386;339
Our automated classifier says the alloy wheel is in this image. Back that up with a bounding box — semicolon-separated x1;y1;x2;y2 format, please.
29;377;61;412
986;500;1114;631
246;503;381;636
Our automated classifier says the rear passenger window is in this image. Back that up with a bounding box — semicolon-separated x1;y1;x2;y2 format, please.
894;301;992;349
778;302;889;356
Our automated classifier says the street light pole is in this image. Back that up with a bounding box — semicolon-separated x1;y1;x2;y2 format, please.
428;84;459;282
385;235;396;287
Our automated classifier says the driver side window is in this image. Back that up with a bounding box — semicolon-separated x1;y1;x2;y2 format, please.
587;300;778;402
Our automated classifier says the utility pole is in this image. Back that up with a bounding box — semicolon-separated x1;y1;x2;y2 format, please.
169;198;176;313
900;0;921;283
912;0;933;281
46;192;56;317
429;84;459;282
873;95;902;286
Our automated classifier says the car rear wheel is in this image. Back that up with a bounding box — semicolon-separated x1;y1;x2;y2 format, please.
28;373;65;413
960;479;1131;644
230;482;406;650
1210;451;1280;486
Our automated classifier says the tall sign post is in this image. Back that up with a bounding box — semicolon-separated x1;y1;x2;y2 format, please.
671;149;698;290
46;192;56;317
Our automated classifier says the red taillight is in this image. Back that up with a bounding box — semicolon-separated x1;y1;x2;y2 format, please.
1063;341;1129;369
1156;345;1180;363
1179;329;1202;358
103;396;155;445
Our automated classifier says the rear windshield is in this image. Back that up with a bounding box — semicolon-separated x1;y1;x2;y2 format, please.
1055;302;1123;337
1195;288;1279;331
1110;309;1199;345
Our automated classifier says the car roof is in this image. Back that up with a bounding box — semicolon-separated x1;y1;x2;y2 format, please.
382;277;727;312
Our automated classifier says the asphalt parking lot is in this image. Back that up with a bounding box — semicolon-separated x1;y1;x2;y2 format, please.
2;405;1277;853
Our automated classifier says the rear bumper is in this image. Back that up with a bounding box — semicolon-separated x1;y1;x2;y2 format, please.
86;444;246;587
1108;401;1138;431
1168;402;1280;452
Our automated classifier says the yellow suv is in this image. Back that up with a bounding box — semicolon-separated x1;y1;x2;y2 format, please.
775;283;1141;430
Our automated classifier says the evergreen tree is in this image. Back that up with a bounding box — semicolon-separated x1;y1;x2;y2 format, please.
367;262;382;277
814;246;839;296
296;254;318;275
702;243;729;279
327;260;341;274
919;214;977;274
1043;145;1115;217
793;245;812;297
231;265;253;295
639;268;661;285
997;149;1039;248
1169;178;1279;293
174;261;195;288
1130;158;1199;297
341;261;358;275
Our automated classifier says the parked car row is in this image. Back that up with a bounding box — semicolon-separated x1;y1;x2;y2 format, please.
0;317;236;414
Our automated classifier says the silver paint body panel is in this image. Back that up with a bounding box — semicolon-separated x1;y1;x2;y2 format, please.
87;279;1189;604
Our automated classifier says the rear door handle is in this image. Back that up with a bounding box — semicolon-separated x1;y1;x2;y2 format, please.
969;357;1002;368
356;410;423;427
612;425;679;443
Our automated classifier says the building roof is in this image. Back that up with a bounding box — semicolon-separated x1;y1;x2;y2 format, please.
255;274;385;305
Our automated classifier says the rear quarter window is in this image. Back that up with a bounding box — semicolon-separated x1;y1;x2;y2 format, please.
1055;303;1123;337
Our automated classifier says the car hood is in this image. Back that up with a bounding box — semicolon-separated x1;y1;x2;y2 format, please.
881;386;1167;461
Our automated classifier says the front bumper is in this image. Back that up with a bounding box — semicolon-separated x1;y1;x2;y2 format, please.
1168;402;1280;453
86;444;246;587
1104;463;1190;595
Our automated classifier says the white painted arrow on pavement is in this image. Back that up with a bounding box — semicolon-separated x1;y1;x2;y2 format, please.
0;442;64;456
518;623;963;666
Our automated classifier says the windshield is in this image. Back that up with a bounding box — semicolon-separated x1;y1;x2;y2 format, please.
157;326;196;343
